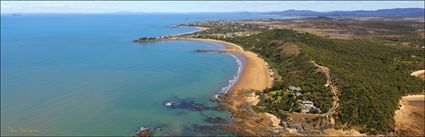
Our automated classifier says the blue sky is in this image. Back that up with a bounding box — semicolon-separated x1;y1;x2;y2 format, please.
1;1;424;13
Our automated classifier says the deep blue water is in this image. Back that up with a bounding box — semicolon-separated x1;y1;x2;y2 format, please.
1;13;270;136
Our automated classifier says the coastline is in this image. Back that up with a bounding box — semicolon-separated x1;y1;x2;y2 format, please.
134;26;208;42
171;26;209;36
174;38;272;91
136;27;279;135
178;38;284;135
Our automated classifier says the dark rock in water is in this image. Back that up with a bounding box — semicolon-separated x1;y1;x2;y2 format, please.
209;93;225;102
205;117;227;124
135;126;164;137
163;97;216;111
154;127;162;131
182;101;205;111
136;127;150;137
189;124;231;136
194;49;217;53
192;124;219;134
163;101;175;108
214;105;226;111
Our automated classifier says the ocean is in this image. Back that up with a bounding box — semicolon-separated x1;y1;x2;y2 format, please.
1;13;270;136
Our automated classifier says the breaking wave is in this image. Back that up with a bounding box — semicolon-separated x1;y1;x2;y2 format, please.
214;53;243;99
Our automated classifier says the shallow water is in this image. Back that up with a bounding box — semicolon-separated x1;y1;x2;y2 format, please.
1;13;270;136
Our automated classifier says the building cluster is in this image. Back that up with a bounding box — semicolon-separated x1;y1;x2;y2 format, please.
137;35;176;41
287;86;321;114
188;20;274;31
212;31;260;38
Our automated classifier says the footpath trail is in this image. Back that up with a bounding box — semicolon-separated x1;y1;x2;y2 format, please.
297;61;339;117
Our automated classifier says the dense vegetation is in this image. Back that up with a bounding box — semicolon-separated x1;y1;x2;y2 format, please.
223;29;424;134
184;18;424;134
226;30;334;115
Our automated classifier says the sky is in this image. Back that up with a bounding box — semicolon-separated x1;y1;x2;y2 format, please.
1;1;424;13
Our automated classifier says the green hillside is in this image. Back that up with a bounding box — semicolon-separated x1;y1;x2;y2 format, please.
225;29;424;134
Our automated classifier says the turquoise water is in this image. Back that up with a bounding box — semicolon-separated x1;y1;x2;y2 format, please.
1;13;269;136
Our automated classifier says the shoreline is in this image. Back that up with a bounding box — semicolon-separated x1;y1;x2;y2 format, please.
170;26;209;36
136;26;271;93
171;38;272;92
171;38;282;135
135;27;279;135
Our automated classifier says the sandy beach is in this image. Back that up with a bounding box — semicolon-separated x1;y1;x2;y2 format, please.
183;38;272;91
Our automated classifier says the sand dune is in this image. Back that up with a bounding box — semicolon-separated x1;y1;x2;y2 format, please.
411;70;425;80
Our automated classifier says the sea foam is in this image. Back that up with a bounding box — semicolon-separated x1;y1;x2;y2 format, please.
214;53;243;99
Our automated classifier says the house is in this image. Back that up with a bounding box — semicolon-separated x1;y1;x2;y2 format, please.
300;100;321;113
288;86;302;91
301;100;314;108
294;92;302;96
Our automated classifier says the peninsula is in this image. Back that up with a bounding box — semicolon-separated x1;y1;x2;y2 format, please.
134;10;424;136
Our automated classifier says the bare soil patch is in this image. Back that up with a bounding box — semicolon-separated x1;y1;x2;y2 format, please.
279;42;300;57
411;70;425;80
395;94;425;136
